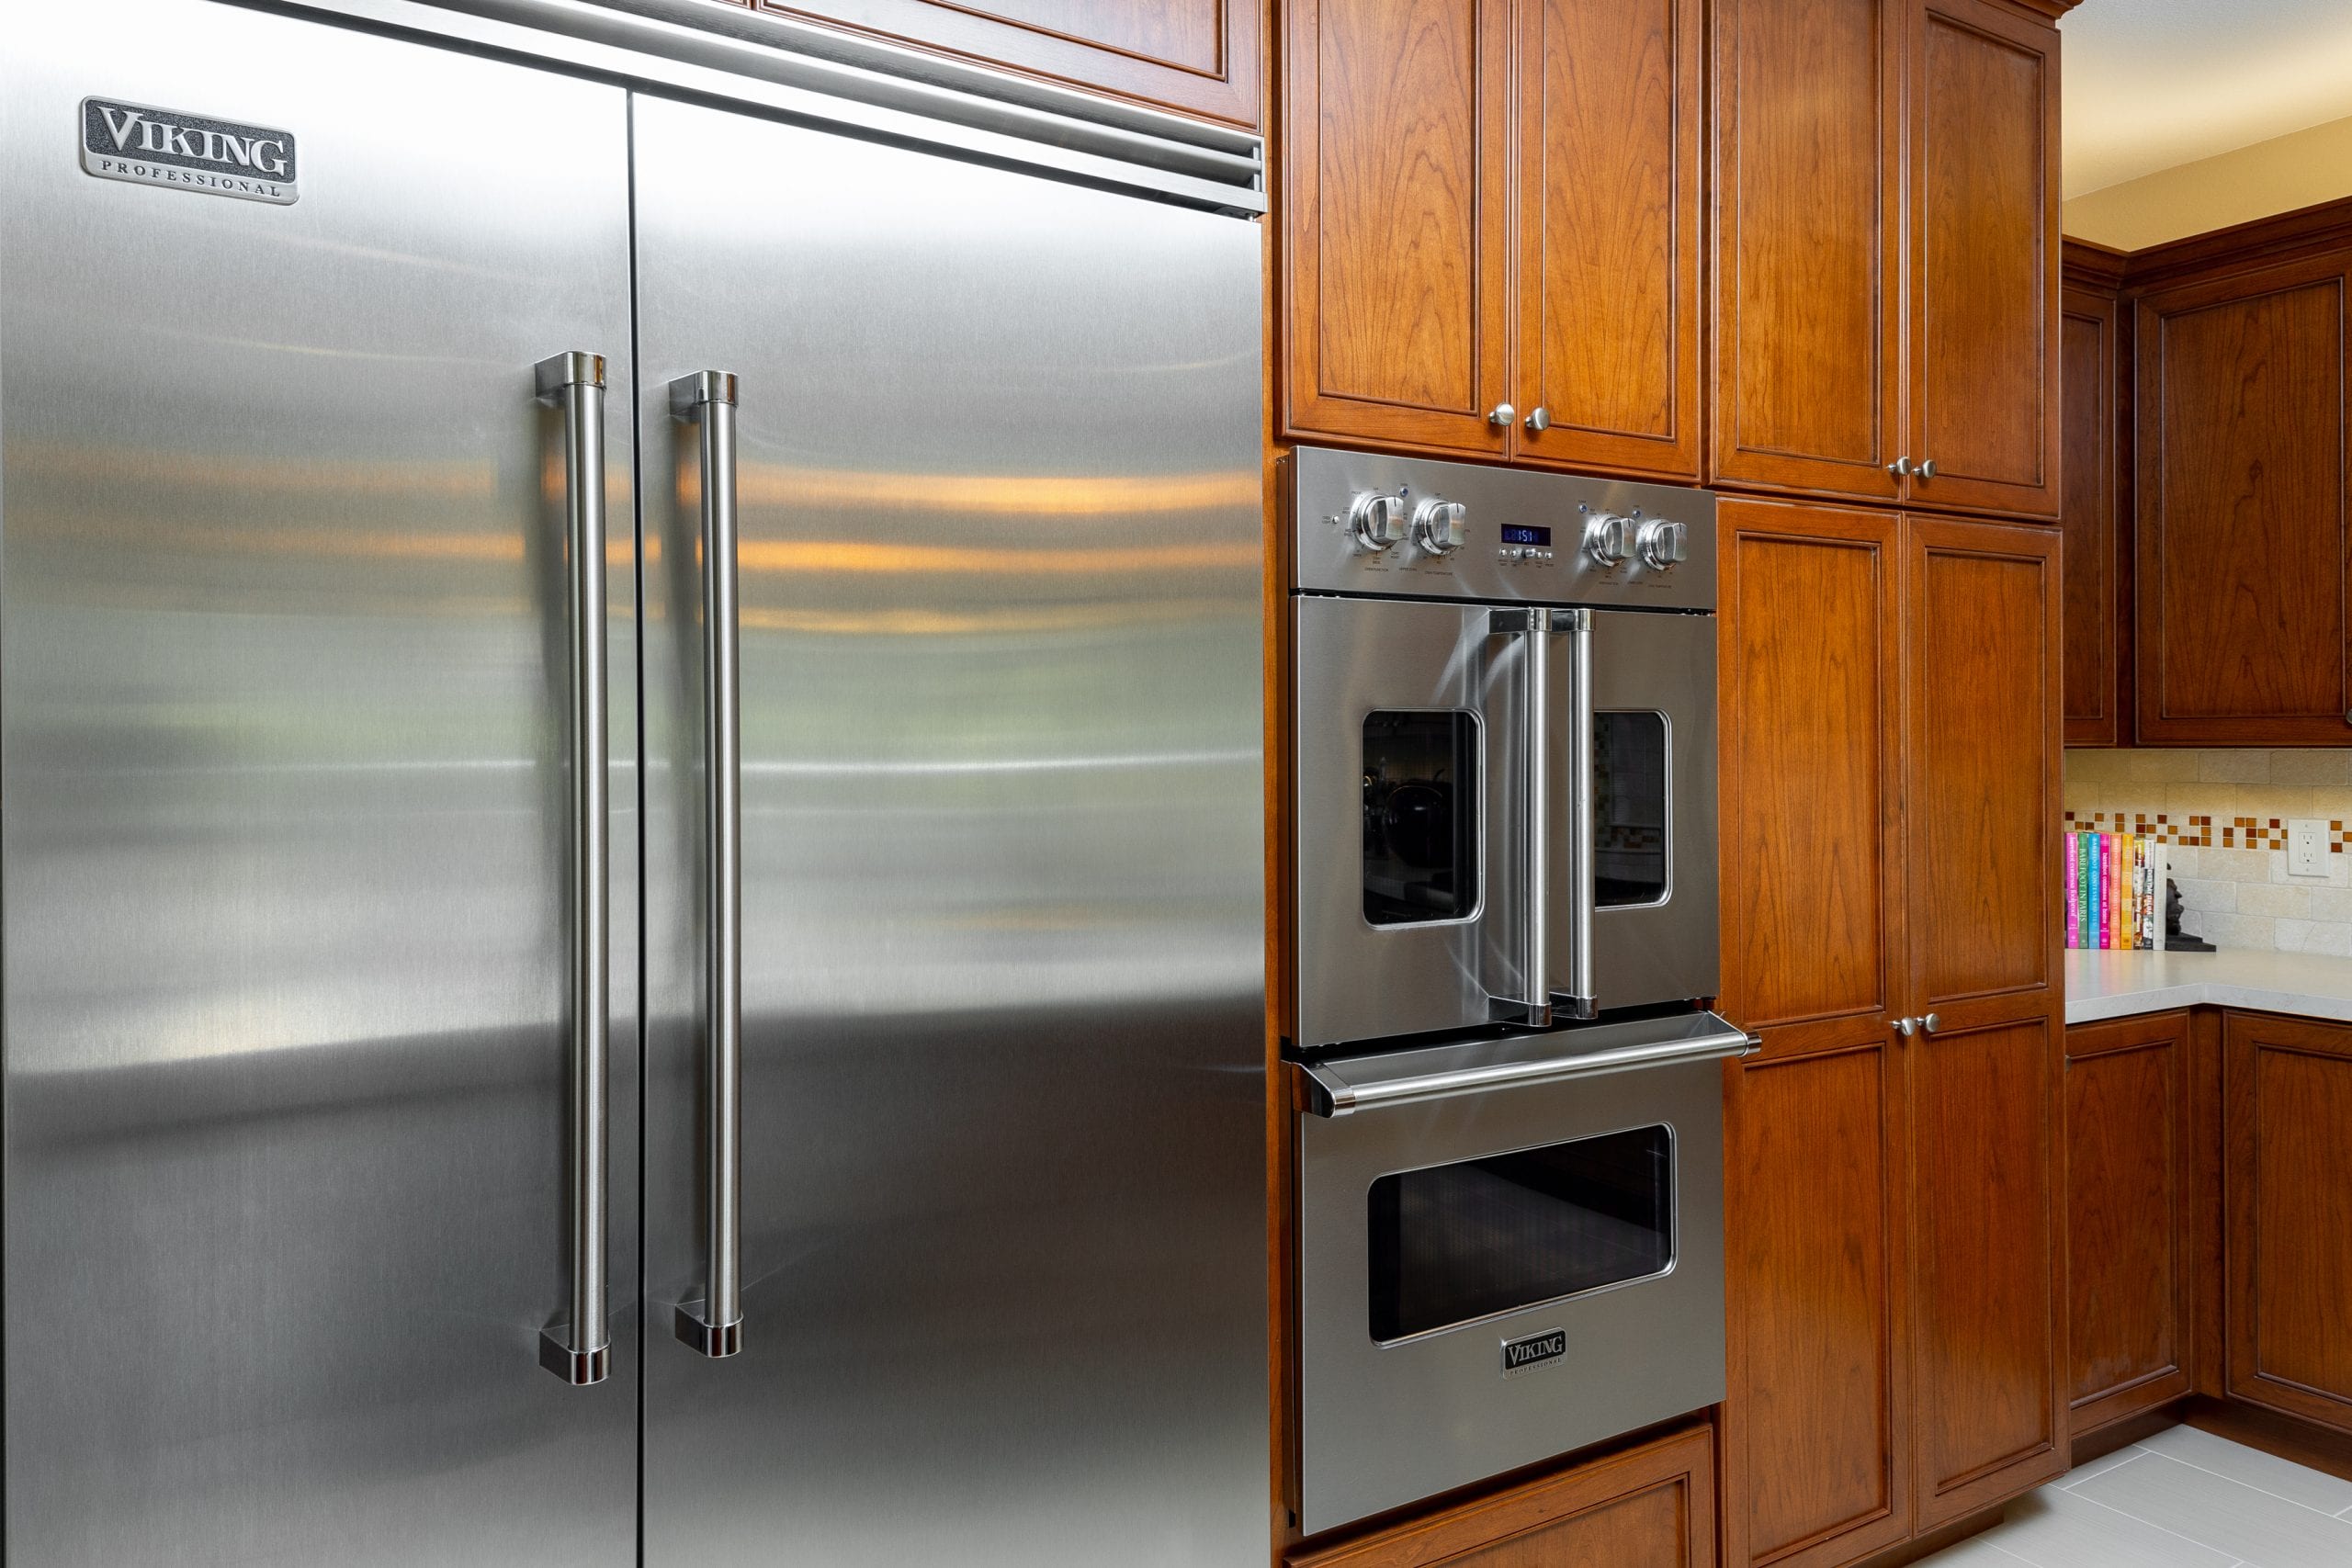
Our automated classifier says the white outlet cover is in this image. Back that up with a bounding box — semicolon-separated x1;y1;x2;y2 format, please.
2290;818;2329;878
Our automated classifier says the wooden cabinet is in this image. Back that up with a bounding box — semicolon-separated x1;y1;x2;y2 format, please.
2064;1011;2195;1435
1719;500;2064;1567
2059;277;2126;745
1289;1425;1714;1568
2134;253;2352;745
1711;0;2060;518
1283;0;1702;479
2225;1012;2352;1433
741;0;1261;125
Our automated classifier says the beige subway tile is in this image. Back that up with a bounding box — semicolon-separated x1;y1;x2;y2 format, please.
2200;847;2271;882
2236;882;2310;919
2188;911;2277;950
2173;878;2233;912
2201;750;2272;784
2288;919;2352;957
2272;847;2351;886
2122;749;2189;784
2063;750;2120;784
2303;886;2352;921
2268;750;2352;786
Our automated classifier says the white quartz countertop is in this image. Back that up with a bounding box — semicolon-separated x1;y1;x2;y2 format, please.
2065;947;2352;1025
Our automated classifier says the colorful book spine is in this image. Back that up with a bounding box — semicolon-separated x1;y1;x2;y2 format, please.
2113;834;2129;950
2081;832;2095;949
2064;833;2079;948
2098;833;2111;949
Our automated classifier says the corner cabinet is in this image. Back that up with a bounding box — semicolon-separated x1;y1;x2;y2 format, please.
2059;275;2127;745
1719;500;2064;1568
1711;0;2061;519
1282;0;1704;480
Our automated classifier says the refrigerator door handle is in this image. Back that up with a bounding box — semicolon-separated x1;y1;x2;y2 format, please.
1560;607;1597;1020
536;351;613;1387
671;371;746;1359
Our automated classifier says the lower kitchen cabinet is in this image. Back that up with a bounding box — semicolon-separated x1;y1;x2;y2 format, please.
2225;1012;2352;1433
2064;1010;2194;1434
1287;1425;1714;1568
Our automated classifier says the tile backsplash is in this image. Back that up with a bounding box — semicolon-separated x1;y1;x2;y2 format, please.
2063;749;2352;954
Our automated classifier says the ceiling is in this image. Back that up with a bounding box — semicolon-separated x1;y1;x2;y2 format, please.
2061;0;2352;197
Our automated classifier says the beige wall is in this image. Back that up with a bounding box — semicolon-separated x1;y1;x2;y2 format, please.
2063;113;2352;250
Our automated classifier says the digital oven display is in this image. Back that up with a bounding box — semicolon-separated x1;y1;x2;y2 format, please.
1499;525;1552;546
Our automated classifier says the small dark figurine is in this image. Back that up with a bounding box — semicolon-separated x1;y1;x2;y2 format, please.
2165;876;2216;953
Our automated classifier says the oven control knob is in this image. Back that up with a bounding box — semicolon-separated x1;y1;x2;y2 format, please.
1346;490;1408;554
1636;519;1690;570
1410;499;1467;556
1582;513;1635;568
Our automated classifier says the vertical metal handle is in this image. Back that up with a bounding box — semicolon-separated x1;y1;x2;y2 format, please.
1522;609;1555;1029
672;372;745;1359
1561;608;1597;1020
536;352;611;1387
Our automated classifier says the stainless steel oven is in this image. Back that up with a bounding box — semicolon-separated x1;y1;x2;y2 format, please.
1293;1012;1749;1535
1290;446;1720;1050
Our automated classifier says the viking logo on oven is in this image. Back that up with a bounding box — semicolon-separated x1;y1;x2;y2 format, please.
1500;1327;1567;1379
80;98;298;205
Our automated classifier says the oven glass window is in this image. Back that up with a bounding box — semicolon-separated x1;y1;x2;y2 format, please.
1362;711;1478;927
1594;711;1668;908
1367;1125;1674;1342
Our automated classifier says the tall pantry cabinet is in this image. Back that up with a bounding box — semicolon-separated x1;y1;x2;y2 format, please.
1712;3;2071;1567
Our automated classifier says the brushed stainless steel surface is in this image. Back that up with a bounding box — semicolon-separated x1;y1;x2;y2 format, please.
1293;597;1522;1048
1889;455;1916;477
1896;1015;1919;1038
1295;1026;1728;1534
1559;608;1597;1018
1523;405;1551;433
1918;457;1938;479
237;0;1265;212
631;95;1265;1564
1289;446;1716;611
669;368;745;1356
2;2;639;1562
1555;610;1721;1011
537;349;614;1382
1487;402;1516;427
1922;1011;1941;1033
1297;1010;1756;1116
1520;609;1556;1026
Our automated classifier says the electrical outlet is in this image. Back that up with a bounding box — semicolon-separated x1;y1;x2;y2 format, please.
2290;818;2329;878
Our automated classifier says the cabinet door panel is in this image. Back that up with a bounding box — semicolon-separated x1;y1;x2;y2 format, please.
2136;258;2352;744
1911;1011;2065;1527
754;0;1258;124
1719;500;1903;1035
1283;0;1511;456
1513;0;1700;479
2065;1012;2192;1434
1711;0;1903;502
1723;1041;1910;1568
1908;0;2059;518
1907;518;2061;1009
2060;288;2123;746
2226;1012;2352;1432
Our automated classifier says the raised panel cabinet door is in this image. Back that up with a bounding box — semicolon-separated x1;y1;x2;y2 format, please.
1722;1039;1911;1568
1710;0;1904;503
1906;0;2061;519
2225;1012;2352;1433
2135;256;2352;744
1289;1424;1714;1568
2065;1011;2193;1435
1283;0;1511;457
2060;287;2124;746
752;0;1260;124
1511;0;1702;480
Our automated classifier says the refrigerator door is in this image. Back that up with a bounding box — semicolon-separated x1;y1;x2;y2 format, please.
631;96;1267;1564
1;4;639;1563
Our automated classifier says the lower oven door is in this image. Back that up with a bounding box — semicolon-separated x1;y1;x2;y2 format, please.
1294;1013;1741;1536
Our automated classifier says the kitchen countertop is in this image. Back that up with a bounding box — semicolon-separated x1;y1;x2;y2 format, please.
2065;947;2352;1025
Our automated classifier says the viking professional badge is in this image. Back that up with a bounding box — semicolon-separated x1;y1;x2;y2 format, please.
80;98;298;204
1500;1326;1567;1379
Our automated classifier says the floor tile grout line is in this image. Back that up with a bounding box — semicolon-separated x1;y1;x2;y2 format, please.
2133;1442;2352;1522
2060;1480;2270;1561
2058;1445;2152;1493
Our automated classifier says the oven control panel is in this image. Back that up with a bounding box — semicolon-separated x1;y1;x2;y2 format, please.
1289;446;1715;612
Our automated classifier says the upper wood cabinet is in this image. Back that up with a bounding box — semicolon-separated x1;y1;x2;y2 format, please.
2059;279;2127;745
2135;253;2352;745
1283;0;1703;479
746;0;1261;125
1711;0;2061;519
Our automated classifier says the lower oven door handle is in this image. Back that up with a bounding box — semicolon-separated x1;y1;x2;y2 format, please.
1299;1025;1761;1118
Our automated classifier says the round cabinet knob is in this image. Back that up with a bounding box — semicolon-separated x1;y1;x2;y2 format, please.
1410;498;1468;556
1346;490;1408;554
1582;513;1635;568
1917;458;1938;479
1524;405;1552;433
1487;402;1517;428
1636;519;1690;571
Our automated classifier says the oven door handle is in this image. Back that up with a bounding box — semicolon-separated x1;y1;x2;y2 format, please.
1297;1020;1760;1118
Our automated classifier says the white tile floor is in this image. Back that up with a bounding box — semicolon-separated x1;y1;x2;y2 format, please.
1919;1425;2352;1568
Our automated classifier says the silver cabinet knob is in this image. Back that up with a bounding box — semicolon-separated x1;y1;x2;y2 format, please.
1582;513;1634;568
1887;456;1914;478
1635;519;1689;570
1409;498;1467;556
1920;1012;1940;1034
1894;1016;1917;1039
1917;458;1937;479
1345;489;1408;554
1524;405;1551;433
1487;402;1516;428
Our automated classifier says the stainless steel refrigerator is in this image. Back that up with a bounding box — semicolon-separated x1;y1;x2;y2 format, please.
0;1;1269;1562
